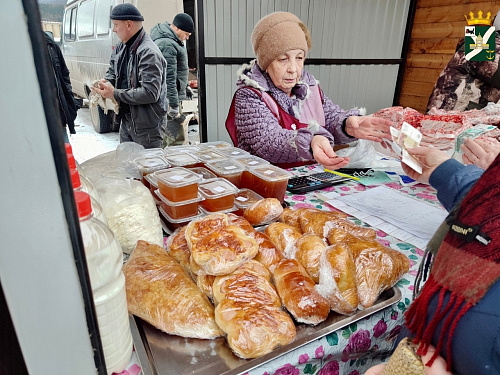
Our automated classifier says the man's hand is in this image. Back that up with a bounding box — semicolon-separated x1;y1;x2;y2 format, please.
186;86;194;100
311;135;350;170
167;106;180;120
344;115;392;142
401;147;449;184
461;138;500;170
90;80;115;100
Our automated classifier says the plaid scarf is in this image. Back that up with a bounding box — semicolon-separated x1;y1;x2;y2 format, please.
405;154;500;370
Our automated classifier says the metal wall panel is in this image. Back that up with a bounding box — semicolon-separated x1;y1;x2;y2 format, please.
201;0;411;142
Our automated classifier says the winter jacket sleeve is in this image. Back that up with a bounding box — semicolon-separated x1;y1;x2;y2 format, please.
163;44;180;108
113;47;165;105
105;45;118;87
322;92;360;144
234;88;335;164
429;159;484;212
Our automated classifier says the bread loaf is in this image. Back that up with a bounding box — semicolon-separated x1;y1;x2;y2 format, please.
243;198;283;226
265;222;303;254
316;243;358;314
165;226;192;278
123;240;223;339
251;231;285;274
273;259;330;325
285;233;327;283
213;260;296;358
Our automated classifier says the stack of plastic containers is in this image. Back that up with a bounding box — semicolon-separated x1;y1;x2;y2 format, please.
233;188;264;216
74;191;133;374
133;155;170;189
198;178;238;213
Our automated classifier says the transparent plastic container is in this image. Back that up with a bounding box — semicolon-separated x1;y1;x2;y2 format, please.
164;153;199;168
233;188;264;216
158;206;204;232
163;145;200;156
139;147;166;157
198;178;238;212
187;166;217;182
74;191;132;375
206;159;245;188
156;190;204;220
197;141;232;151
143;173;162;205
217;147;250;159
245;165;292;203
155;167;202;202
71;168;102;204
194;150;226;167
133;155;170;188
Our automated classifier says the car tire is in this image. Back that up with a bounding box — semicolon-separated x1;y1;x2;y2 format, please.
90;104;112;134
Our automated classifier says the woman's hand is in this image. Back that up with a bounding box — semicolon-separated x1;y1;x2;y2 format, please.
364;345;452;375
401;147;449;184
461;138;500;170
344;116;393;142
311;135;350;170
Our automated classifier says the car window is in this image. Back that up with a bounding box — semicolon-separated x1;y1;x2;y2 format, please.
96;0;112;36
77;0;95;38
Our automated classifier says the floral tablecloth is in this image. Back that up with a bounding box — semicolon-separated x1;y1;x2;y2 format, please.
116;165;444;375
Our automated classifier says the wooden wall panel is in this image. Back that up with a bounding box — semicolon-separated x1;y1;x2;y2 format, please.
399;0;500;113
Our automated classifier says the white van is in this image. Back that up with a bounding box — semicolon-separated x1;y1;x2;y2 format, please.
61;0;183;133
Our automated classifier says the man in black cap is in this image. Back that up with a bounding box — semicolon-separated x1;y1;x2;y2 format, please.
150;13;195;145
91;3;168;149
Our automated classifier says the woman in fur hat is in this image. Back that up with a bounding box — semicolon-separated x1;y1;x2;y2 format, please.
225;11;393;169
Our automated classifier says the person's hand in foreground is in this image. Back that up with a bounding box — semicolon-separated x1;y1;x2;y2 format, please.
344;116;393;143
461;138;500;170
401;147;450;184
364;344;452;375
90;80;115;99
311;135;350;170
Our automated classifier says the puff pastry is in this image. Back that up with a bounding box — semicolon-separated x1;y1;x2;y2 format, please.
285;233;327;283
123;240;222;339
251;231;285;274
265;222;303;254
165;226;192;277
243;198;283;226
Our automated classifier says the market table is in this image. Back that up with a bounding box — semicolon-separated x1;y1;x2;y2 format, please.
116;164;445;375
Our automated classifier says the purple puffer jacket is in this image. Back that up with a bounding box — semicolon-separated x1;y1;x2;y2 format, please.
233;60;360;164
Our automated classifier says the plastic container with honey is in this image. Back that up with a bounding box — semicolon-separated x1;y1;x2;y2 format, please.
233;188;264;216
164;153;199;168
155;167;202;202
163;145;200;156
199;205;238;215
197;141;232;151
194;150;226;167
133;156;170;188
156;190;203;220
217;147;250;159
198;178;238;212
139;147;166;157
158;206;204;233
206;159;245;188
245;165;292;204
235;155;271;190
187;167;217;182
143;173;162;205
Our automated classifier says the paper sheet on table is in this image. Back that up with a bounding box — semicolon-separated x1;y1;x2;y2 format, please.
327;186;447;241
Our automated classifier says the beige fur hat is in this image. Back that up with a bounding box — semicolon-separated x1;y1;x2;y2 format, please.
251;12;311;71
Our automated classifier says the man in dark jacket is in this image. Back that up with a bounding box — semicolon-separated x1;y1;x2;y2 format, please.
45;31;79;142
92;4;168;149
150;13;194;144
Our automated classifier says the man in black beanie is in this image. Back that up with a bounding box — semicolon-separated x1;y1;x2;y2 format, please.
150;13;194;145
91;3;168;149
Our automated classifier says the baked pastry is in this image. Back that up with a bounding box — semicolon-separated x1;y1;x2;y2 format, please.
265;222;303;254
189;254;203;276
213;260;296;358
122;240;223;339
273;259;330;325
185;213;229;251
280;207;320;229
197;273;216;301
316;243;358;314
301;213;355;238
285;233;327;283
165;226;192;277
190;224;259;275
243;198;283;226
227;213;255;236
251;231;285;274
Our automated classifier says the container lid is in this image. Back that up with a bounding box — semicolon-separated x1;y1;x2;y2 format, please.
235;155;270;169
199;205;238;215
67;153;76;170
74;190;92;218
64;143;73;155
194;150;226;164
206;159;245;176
154;167;202;187
144;172;159;188
250;165;293;181
158;205;204;224
140;148;166;157
187;167;217;182
134;156;170;174
218;147;250;158
71;169;81;189
156;190;204;206
197;141;232;150
234;188;264;209
164;145;200;156
164;153;199;167
198;178;238;199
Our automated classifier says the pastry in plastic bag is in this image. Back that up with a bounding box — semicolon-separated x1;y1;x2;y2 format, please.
273;259;330;325
251;231;285;274
227;213;255;236
300;211;351;238
243;198;283;226
280;207;320;229
165;226;192;278
316;243;358;314
190;224;259;276
197;273;216;301
213;260;296;358
122;240;223;339
265;222;303;254
185;213;229;251
285;233;327;283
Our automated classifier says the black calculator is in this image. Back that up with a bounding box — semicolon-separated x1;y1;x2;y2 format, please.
286;172;350;194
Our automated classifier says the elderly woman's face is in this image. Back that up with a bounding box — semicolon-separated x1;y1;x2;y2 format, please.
266;49;305;95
